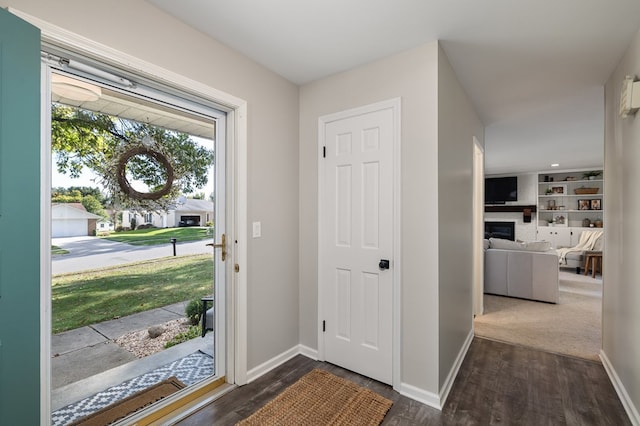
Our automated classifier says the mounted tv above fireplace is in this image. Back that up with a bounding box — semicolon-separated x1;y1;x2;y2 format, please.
485;176;517;204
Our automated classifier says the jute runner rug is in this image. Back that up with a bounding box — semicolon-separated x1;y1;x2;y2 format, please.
237;369;393;425
69;376;185;425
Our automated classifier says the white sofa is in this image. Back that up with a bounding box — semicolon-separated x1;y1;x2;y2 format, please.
559;230;603;274
484;238;559;303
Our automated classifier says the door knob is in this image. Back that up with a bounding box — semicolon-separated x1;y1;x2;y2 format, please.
379;259;390;270
206;233;226;261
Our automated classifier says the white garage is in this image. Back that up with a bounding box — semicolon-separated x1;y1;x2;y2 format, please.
52;204;102;238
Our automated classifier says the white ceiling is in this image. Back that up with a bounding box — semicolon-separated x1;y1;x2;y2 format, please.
148;0;640;174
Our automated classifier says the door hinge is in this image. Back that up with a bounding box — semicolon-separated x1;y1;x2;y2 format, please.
322;320;326;332
323;146;326;158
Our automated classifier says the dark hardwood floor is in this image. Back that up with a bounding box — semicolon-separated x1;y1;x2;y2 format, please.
175;338;630;425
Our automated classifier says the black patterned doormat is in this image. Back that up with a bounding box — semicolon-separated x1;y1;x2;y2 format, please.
51;351;213;426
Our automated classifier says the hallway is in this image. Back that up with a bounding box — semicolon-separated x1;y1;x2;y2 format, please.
174;338;629;425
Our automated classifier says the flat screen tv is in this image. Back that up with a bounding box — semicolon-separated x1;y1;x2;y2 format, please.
485;176;517;204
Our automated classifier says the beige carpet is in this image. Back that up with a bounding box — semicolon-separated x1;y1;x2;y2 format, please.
474;271;602;361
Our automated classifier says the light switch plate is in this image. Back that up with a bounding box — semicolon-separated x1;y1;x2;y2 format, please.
252;221;261;238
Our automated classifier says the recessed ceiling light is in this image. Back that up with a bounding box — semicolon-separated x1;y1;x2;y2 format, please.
551;163;560;167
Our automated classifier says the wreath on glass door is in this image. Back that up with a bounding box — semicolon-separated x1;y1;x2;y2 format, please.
99;139;182;212
116;146;174;200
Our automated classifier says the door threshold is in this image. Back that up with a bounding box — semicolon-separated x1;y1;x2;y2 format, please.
115;376;232;426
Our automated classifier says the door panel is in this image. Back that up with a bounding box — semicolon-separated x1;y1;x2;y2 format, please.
0;9;41;425
321;106;394;385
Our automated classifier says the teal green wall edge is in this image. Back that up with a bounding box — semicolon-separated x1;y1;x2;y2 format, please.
0;9;42;425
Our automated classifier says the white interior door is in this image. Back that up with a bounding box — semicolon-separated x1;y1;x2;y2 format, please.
319;101;397;385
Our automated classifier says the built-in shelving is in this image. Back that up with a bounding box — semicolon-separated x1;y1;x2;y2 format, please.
536;170;604;248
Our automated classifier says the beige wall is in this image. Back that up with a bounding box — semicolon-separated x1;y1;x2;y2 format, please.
436;45;484;388
300;41;481;395
2;0;301;370
604;27;640;420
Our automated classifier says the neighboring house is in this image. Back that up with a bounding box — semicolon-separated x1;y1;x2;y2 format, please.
122;198;214;229
51;203;103;238
96;220;114;232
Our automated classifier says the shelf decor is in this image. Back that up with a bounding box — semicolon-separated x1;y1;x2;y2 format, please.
578;199;591;210
582;170;602;180
591;199;602;210
552;213;567;226
575;187;599;195
549;184;567;194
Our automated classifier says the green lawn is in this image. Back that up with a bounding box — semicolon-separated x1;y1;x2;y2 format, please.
52;245;69;255
52;254;213;334
102;227;213;246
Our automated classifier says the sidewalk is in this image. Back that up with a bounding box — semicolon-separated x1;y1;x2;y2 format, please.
51;300;213;411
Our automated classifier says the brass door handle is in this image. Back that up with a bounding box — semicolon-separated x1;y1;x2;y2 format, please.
206;234;226;261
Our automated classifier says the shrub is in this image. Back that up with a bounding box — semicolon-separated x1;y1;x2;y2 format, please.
164;325;201;348
136;223;156;230
185;299;202;326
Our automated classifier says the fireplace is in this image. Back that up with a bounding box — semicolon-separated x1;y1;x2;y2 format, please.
485;221;515;241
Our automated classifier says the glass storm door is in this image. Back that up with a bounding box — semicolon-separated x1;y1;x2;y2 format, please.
44;57;227;424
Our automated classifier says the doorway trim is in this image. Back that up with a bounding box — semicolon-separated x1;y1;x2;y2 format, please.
316;97;401;391
9;9;248;423
472;137;484;317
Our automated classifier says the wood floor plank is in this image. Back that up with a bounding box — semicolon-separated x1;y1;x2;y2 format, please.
175;338;630;425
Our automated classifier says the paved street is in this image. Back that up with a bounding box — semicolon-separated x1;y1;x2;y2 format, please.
52;236;211;274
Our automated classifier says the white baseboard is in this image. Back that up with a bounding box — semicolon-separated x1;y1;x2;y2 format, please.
399;329;473;410
600;350;640;425
298;344;319;360
440;329;474;406
399;382;442;409
246;344;319;383
246;333;474;413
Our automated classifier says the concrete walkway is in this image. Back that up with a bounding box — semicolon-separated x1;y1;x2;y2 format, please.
51;300;213;411
49;237;216;412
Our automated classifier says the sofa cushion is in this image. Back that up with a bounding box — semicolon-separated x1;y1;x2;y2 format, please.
523;241;552;252
489;238;523;250
565;252;583;260
488;238;551;252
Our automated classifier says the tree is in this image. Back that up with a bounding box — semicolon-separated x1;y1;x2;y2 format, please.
51;186;107;218
52;186;104;203
51;104;214;210
81;195;107;218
